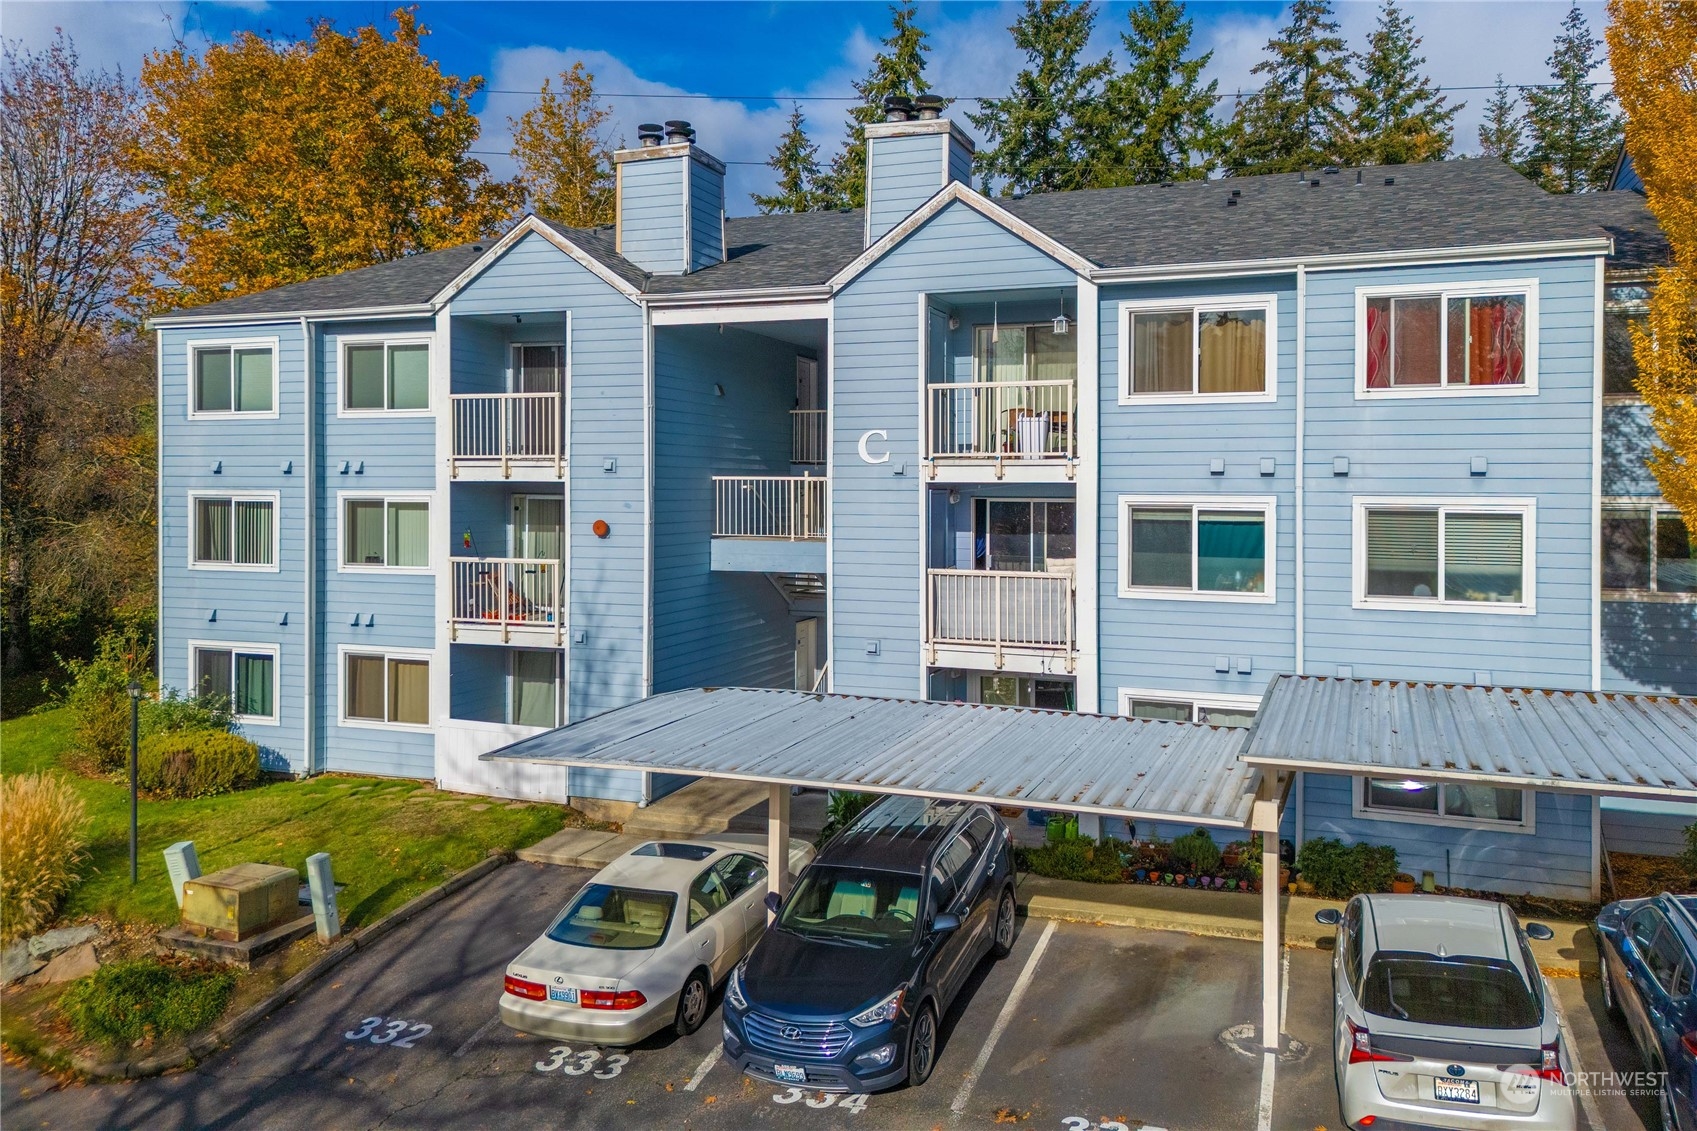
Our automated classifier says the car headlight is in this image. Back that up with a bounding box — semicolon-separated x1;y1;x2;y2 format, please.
848;986;905;1028
726;966;748;1011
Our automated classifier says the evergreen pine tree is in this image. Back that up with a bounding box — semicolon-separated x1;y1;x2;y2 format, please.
1477;74;1525;166
969;0;1113;196
1094;0;1220;185
819;3;935;209
1222;0;1354;175
752;104;827;214
1522;5;1622;193
1346;0;1457;165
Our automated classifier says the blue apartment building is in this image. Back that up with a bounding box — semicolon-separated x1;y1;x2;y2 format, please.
151;107;1689;900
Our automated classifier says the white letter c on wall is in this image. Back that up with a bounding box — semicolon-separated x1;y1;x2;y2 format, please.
857;429;890;465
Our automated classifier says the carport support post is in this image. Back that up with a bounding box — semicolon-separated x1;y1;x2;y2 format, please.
1251;779;1283;1053
767;783;791;915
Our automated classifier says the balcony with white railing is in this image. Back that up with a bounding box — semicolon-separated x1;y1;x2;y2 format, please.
791;409;827;465
450;392;563;479
709;474;828;574
926;568;1075;671
450;557;563;644
925;379;1076;480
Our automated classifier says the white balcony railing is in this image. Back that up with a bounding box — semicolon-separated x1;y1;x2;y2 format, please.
712;475;826;540
927;568;1074;666
450;557;562;642
791;409;827;465
927;380;1076;463
450;392;563;477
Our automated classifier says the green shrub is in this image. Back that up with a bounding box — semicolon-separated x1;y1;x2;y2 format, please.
58;626;154;771
1019;836;1128;884
141;689;233;738
59;959;234;1046
1681;822;1697;878
1169;828;1224;876
0;773;90;943
816;791;880;847
1297;837;1400;900
138;728;261;799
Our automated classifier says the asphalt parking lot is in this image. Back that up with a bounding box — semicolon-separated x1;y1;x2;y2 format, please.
2;860;1659;1131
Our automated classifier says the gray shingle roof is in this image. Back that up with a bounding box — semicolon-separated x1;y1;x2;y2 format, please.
157;241;490;320
1558;190;1670;273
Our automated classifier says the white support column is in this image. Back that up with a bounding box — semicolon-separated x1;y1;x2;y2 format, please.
1252;778;1284;1053
767;782;792;915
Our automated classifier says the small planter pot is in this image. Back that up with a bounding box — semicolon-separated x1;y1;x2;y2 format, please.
1163;873;1175;886
1225;879;1238;892
1134;868;1148;883
1185;876;1197;888
1391;874;1416;895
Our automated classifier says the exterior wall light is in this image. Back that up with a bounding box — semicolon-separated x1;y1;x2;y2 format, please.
592;519;611;539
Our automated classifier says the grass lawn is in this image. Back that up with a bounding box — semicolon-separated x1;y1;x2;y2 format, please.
1;707;585;930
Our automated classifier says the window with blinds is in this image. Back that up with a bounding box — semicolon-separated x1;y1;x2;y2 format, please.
514;344;563;393
1122;298;1273;399
343;341;430;411
1122;498;1272;598
192;496;275;567
193;646;276;720
344;651;429;727
342;498;429;568
193;344;275;414
1361;504;1529;608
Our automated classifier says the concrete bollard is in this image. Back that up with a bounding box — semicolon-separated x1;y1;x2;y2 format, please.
305;852;341;942
164;841;201;908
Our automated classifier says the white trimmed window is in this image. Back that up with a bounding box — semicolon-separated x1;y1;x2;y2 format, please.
1602;501;1695;597
1353;498;1534;613
341;648;430;729
341;339;430;412
191;341;276;415
1118;295;1276;403
1356;280;1537;396
340;495;430;570
1117;689;1259;728
1355;777;1534;833
190;643;278;723
1118;496;1275;602
1603;283;1650;400
191;493;277;570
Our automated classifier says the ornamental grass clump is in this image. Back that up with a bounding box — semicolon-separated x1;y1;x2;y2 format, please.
0;772;90;943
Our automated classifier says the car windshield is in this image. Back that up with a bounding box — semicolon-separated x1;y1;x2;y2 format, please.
777;866;922;947
1360;951;1541;1029
546;883;676;950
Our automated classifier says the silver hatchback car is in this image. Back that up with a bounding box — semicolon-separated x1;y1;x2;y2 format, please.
1315;894;1576;1131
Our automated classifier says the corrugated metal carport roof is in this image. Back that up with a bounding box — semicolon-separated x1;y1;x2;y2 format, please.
1240;675;1697;799
482;686;1260;828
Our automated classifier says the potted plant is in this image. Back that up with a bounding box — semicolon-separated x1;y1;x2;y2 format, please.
1163;872;1175;885
1222;841;1244;869
1391;872;1417;894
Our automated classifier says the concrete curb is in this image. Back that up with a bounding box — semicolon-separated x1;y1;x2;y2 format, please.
65;853;512;1081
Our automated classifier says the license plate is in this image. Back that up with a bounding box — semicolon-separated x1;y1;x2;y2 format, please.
1434;1077;1480;1104
773;1064;806;1084
548;986;578;1004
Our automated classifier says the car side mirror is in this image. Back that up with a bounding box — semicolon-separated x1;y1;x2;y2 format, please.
1314;908;1343;926
932;912;962;933
763;891;781;915
1525;922;1555;942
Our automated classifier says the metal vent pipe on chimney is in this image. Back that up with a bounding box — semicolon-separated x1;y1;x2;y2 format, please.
637;123;664;148
914;94;944;121
664;120;694;144
882;95;913;122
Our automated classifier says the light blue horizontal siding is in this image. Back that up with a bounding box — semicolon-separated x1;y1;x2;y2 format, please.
688;160;724;273
618;157;686;275
1601;803;1696;856
947;136;973;189
1603;402;1661;496
711;539;827;574
449;644;508;724
1302;772;1594;899
451;318;505;395
867;133;945;243
1601;599;1697;695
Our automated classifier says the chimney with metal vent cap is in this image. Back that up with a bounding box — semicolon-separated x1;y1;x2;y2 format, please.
613;117;725;274
914;94;944;121
637;123;664;148
664;119;694;144
863;95;974;246
883;95;914;122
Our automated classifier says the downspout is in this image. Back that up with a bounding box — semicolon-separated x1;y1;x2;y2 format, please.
300;315;316;776
1293;265;1307;678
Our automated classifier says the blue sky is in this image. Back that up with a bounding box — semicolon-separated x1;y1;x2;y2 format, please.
8;1;1611;214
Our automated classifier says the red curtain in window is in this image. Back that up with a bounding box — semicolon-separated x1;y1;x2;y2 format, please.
1365;301;1390;387
1471;298;1526;385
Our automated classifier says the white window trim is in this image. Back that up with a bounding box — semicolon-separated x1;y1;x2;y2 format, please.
1351;775;1537;835
186;337;281;420
186;640;280;726
1602;287;1650;405
509;649;563;728
1117;494;1277;603
1600;497;1696;602
336;490;434;574
1352;278;1540;400
336;643;433;732
335;332;434;417
1116;687;1261;725
1116;293;1278;406
1352;496;1537;615
509;341;567;393
187;490;281;573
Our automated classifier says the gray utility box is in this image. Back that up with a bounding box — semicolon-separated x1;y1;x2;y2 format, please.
180;863;300;941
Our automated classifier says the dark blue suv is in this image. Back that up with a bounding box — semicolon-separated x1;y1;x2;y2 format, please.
1596;891;1697;1131
722;796;1016;1093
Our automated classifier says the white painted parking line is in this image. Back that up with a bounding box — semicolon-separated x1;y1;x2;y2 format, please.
684;1044;722;1092
452;1014;500;1059
1549;980;1603;1130
949;919;1056;1125
1256;945;1289;1131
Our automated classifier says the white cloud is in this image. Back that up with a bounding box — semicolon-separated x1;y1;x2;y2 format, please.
1;1;226;74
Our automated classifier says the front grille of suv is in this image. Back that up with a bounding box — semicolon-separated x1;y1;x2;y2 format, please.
744;1012;853;1058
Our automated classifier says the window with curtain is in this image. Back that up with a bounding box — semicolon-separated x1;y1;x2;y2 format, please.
1126;303;1269;397
193;497;274;566
343;498;429;568
192;647;275;720
1362;505;1528;606
512;651;560;727
515;344;563;393
194;345;275;413
344;341;430;411
972;324;1077;384
1363;288;1527;391
345;652;428;725
1362;779;1527;826
1602;505;1696;594
1123;501;1269;596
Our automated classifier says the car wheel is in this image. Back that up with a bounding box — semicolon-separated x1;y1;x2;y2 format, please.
1600;958;1622;1019
906;1002;938;1088
990;887;1017;958
674;970;710;1037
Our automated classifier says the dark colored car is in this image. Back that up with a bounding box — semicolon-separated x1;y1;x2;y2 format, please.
1596;891;1697;1131
721;795;1017;1093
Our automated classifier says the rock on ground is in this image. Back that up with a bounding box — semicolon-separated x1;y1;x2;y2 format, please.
21;941;99;985
1;941;46;985
28;924;99;959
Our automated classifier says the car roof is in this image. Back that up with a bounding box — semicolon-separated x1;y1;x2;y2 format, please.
817;796;982;874
591;841;743;890
1363;894;1514;963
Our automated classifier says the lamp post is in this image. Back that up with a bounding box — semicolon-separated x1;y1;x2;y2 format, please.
128;680;141;884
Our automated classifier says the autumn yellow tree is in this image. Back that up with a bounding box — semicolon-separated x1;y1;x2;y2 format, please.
509;63;616;229
1608;0;1697;527
131;8;523;311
